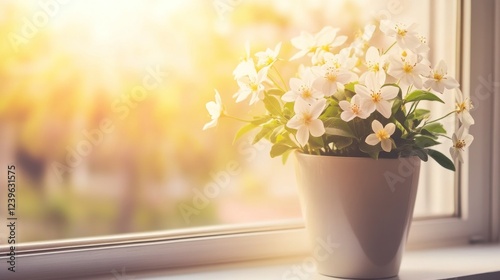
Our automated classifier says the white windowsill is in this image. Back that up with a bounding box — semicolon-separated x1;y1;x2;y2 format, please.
81;243;500;280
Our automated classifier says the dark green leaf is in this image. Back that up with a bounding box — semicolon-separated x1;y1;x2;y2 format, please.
331;136;353;150
359;141;380;159
422;122;447;134
405;90;445;103
308;136;324;149
323;118;357;138
415;136;440;148
427;149;456;171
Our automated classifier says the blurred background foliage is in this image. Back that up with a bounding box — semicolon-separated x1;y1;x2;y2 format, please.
0;0;393;242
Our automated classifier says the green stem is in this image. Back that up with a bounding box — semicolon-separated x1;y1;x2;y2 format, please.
225;115;253;123
272;65;288;91
425;111;456;124
268;74;286;92
383;41;397;55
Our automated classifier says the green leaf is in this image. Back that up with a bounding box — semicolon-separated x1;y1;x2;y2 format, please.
359;142;380;159
252;120;280;144
344;82;358;95
323;118;357;138
391;98;403;115
422;122;447;134
308;136;325;149
404;90;445;103
251;115;272;125
267;88;285;96
281;149;293;164
411;109;431;120
270;143;293;158
331;136;353;150
263;95;282;116
427;149;456;171
414;136;440;148
233;123;257;144
413;149;429;162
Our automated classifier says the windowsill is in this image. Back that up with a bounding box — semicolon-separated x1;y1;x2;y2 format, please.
82;243;500;280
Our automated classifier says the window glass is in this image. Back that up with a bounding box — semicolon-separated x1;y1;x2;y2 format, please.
0;0;456;243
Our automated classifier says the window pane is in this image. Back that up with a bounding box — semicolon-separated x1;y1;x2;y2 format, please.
0;0;457;243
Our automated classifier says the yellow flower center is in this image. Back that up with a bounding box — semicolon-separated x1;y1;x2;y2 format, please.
302;113;313;125
456;102;466;113
250;83;259;92
321;45;330;52
371;92;382;103
433;73;443;81
325;67;337;81
456;99;473;113
300;85;312;99
371;63;380;72
351;104;360;115
376;130;390;141
403;63;413;73
454;139;466;150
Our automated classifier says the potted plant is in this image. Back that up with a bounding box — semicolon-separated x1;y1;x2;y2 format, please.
203;20;474;279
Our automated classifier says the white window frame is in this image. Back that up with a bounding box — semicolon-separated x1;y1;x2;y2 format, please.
1;1;498;279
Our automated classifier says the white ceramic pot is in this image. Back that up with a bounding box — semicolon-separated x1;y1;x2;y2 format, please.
294;152;421;279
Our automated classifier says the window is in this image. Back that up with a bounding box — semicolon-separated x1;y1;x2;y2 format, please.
0;0;497;278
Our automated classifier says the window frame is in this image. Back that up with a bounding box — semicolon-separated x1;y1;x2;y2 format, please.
1;0;498;279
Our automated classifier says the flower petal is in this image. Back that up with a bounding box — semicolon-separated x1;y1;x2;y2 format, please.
296;127;309;146
371;120;383;132
376;100;392;118
365;134;380;145
381;139;392;152
384;123;396;136
381;86;399;100
309;119;326;137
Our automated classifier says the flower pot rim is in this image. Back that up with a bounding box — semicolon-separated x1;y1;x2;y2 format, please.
294;151;420;161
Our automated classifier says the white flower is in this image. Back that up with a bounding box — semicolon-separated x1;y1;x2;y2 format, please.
339;95;370;122
312;63;356;96
380;20;421;50
455;89;475;127
360;46;387;85
365;120;396;152
233;65;269;105
290;26;347;60
233;42;252;79
255;42;281;69
349;24;376;58
203;90;224;130
450;125;474;163
423;60;460;93
286;98;326;146
282;71;323;103
355;74;399;118
388;52;429;88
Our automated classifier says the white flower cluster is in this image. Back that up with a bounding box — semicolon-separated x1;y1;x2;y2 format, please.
205;20;474;163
